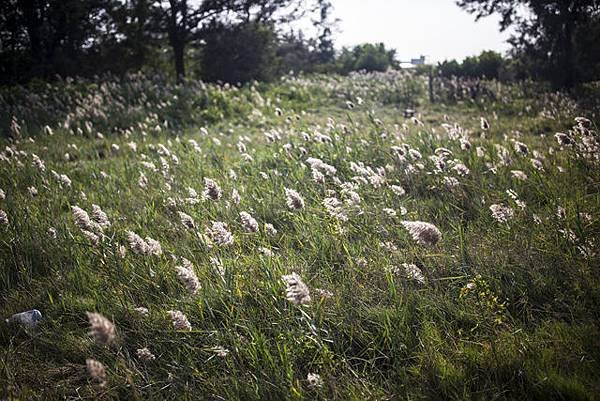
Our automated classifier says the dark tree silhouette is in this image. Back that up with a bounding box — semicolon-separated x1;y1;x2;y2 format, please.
153;0;304;83
456;0;600;88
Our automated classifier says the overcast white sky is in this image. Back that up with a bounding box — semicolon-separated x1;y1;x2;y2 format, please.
299;0;513;63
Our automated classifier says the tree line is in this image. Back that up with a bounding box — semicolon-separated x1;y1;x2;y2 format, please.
0;0;399;85
0;0;599;88
456;0;600;88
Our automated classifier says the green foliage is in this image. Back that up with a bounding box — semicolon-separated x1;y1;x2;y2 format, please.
337;43;397;74
438;50;505;79
199;22;278;84
457;0;600;88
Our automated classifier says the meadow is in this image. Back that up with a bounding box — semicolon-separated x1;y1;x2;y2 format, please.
0;71;599;400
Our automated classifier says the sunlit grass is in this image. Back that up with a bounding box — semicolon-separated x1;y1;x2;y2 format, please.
0;71;598;400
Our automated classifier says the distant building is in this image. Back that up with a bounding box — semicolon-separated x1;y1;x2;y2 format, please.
410;56;426;65
399;55;428;69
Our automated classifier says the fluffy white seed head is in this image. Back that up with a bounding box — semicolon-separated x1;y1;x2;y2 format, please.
134;306;149;316
489;204;514;223
86;312;116;345
323;197;348;221
282;272;311;306
178;211;195;229
167;310;192;331
202;178;222;201
72;206;102;233
0;209;8;225
205;221;234;246
511;170;528;181
91;204;111;229
402;263;426;284
175;258;201;295
240;211;259;232
401;221;442;246
86;359;107;387
126;231;162;256
231;188;241;204
211;346;230;357
136;347;156;362
144;237;162;255
265;223;278;236
285;188;304;210
390;185;406;196
307;373;323;388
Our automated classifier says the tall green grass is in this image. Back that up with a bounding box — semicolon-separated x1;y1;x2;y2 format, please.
0;71;598;400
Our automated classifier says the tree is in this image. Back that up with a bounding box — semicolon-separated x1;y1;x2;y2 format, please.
438;51;504;80
199;21;277;83
476;50;504;79
103;0;158;73
438;59;461;78
456;0;600;88
153;0;214;83
153;0;305;83
311;0;336;65
0;0;322;84
0;0;117;82
337;43;396;74
276;31;313;74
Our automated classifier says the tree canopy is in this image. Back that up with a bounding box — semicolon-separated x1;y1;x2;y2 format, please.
456;0;600;88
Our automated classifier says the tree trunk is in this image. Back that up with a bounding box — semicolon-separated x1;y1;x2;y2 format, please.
428;66;434;103
560;2;576;89
167;0;187;84
173;42;186;83
19;0;44;76
563;19;575;88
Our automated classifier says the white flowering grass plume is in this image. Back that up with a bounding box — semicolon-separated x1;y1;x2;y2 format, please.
390;185;406;196
240;211;259;232
231;188;241;204
145;237;162;255
86;359;107;387
264;223;278;236
282;272;311;306
126;231;163;256
205;221;234;246
0;209;8;225
136;347;156;362
401;221;442;246
178;211;195;229
134;306;149;316
480;117;490;130
202;177;222;201
403;263;426;284
72;206;102;234
175;258;201;295
86;312;116;345
167;310;192;331
91;204;110;228
489;204;514;223
211;346;230;357
307;372;324;389
285;188;305;210
323;197;348;221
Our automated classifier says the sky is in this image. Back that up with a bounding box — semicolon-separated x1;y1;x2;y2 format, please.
304;0;513;63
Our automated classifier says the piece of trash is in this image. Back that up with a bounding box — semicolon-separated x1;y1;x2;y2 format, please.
6;309;42;329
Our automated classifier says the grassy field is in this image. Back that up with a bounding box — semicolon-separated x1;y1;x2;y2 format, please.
0;71;599;400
